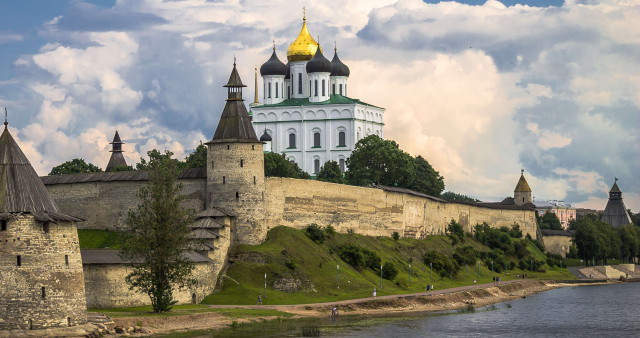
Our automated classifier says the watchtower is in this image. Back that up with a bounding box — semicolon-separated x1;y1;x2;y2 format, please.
514;169;533;206
0;119;87;330
206;61;266;244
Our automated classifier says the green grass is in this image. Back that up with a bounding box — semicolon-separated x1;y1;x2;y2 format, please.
203;227;575;305
77;229;126;249
88;304;292;318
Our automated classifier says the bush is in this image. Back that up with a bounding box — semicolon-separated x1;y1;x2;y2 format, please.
453;246;478;266
448;220;464;243
305;224;325;244
381;262;399;280
362;249;381;271
285;260;297;270
509;224;523;238
423;251;459;277
392;231;400;241
339;245;365;270
324;225;336;237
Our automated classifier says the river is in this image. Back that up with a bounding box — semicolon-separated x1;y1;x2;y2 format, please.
207;282;640;337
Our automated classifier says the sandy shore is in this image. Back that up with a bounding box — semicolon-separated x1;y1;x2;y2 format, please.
107;279;607;336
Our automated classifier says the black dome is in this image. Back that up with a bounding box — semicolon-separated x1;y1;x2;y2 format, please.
284;62;291;80
259;130;272;141
260;50;287;76
330;51;350;77
305;47;332;74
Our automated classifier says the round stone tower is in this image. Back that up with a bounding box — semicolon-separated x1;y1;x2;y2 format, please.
514;169;532;206
0;122;87;330
206;61;266;245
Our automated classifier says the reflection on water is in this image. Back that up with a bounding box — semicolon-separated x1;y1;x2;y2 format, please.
182;282;640;337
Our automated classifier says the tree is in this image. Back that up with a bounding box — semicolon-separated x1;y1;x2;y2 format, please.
184;143;207;169
120;150;196;313
441;191;480;203
49;158;103;175
136;149;185;171
539;212;563;230
345;135;415;187
316;160;343;183
111;164;135;172
408;155;445;196
264;152;300;178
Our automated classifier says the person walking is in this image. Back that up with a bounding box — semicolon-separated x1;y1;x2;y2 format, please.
473;278;476;285
373;287;377;297
258;294;262;305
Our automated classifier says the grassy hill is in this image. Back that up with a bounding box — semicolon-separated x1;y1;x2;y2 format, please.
203;226;574;305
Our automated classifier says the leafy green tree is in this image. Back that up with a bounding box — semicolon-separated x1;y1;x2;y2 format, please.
136;149;184;171
316;160;343;183
345;135;415;187
381;262;398;280
49;158;103;175
111;164;135;172
441;191;480;203
120;150;196;313
572;216;608;264
184;143;207;169
264;152;306;178
304;223;325;244
539;212;563;230
629;210;640;227
408;155;444;196
619;225;640;261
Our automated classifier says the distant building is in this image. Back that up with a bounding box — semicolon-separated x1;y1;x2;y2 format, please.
534;200;576;230
601;179;632;227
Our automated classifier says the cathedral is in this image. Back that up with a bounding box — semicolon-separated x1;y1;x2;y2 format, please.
250;14;385;175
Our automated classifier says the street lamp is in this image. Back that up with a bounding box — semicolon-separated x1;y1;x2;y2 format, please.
264;273;267;299
380;265;383;288
337;265;339;289
409;264;412;283
430;262;433;280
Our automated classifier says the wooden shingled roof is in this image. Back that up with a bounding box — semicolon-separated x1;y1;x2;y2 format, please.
0;127;81;222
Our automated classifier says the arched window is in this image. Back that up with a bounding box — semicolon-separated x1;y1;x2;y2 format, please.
314;80;318;97
313;132;320;147
314;158;320;173
339;84;343;95
268;82;271;98
338;131;346;147
322;79;326;96
339;158;345;172
289;133;296;148
332;83;336;95
298;73;302;94
263;83;266;100
275;82;279;98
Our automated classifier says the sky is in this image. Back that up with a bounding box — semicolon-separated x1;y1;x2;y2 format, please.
0;0;638;212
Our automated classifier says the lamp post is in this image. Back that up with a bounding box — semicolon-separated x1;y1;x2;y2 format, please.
380;265;383;288
491;261;493;273
337;265;339;289
264;273;267;299
430;262;433;280
409;264;412;284
530;259;533;272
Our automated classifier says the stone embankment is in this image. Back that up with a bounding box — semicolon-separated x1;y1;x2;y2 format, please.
577;264;639;280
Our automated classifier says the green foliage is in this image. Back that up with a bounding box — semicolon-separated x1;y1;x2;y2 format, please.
509;224;523;239
304;224;325;244
362;248;381;271
441;191;480;203
316;160;343;183
407;155;445;197
184;143;207;169
447;220;464;243
539;212;563;230
345;135;415;187
49;158;103;175
392;231;400;241
453;246;478;266
111;164;135;172
339;244;365;270
423;251;459;277
264;152;309;179
381;262;398;280
474;223;515;255
324;225;336;237
135;149;184;171
572;215;636;264
630;210;640;227
120;150;197;313
77;229;126;249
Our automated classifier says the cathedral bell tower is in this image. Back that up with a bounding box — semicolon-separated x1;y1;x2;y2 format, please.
206;60;266;245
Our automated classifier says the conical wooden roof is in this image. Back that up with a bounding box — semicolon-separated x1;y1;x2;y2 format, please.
0;127;81;221
514;174;531;192
602;180;632;227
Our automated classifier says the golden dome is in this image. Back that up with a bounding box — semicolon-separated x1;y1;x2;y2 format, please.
287;17;323;62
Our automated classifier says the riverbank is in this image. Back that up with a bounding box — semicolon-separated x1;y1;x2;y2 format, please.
100;279;606;336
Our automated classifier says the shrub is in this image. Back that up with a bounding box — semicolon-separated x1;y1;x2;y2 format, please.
339;245;364;270
448;220;464;243
324;225;336;237
509;224;523;238
381;262;399;280
362;248;381;271
347;228;355;235
392;231;400;241
453;246;478;266
285;260;297;270
423;251;459;277
305;223;325;244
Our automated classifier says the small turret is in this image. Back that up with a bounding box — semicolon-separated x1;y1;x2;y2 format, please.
514;169;532;206
260;130;272;153
105;130;127;171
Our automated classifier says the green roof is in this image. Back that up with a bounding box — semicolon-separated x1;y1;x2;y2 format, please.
253;94;383;109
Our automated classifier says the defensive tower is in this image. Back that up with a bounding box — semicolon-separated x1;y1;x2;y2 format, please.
0;117;87;330
601;178;632;227
206;61;265;245
514;169;532;206
105;130;127;171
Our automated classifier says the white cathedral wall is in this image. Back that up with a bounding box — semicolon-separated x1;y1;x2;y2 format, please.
290;62;309;98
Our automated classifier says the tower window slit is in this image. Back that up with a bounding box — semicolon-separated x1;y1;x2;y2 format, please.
314;80;318;97
254;176;256;185
332;83;336;95
236;192;239;200
67;317;71;326
223;176;226;184
65;255;69;266
275;82;279;98
227;145;230;150
211;160;214;168
339;84;343;95
41;287;46;299
240;159;244;168
1;220;6;231
17;255;21;266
